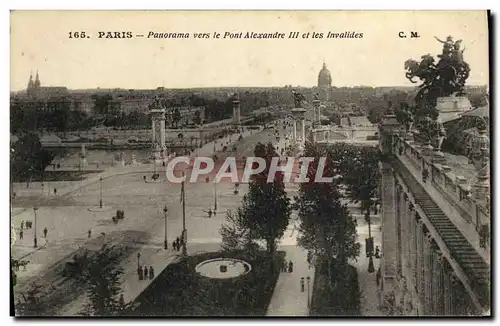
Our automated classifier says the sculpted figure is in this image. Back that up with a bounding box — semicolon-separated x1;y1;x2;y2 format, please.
452;40;466;63
435;35;454;58
404;59;420;83
291;90;306;108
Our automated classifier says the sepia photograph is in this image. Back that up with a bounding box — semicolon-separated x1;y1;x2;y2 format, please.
9;10;491;317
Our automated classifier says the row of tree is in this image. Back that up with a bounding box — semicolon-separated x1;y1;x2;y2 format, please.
220;140;380;291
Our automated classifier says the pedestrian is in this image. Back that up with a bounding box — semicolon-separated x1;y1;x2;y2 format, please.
300;277;305;292
88;229;92;238
43;227;48;238
54;188;57;196
143;176;146;182
149;266;154;280
281;259;287;272
375;246;380;259
20;220;24;230
19;229;23;240
172;241;177;251
288;260;294;273
138;266;143;280
175;237;180;251
143;266;148;280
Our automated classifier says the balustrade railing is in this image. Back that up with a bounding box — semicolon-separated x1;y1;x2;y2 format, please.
393;134;489;244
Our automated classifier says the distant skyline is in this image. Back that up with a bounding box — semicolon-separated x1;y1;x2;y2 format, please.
10;11;489;91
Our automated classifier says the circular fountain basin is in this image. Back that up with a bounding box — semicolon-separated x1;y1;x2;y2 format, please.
195;258;252;279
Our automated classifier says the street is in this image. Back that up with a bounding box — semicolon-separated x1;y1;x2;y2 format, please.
11;126;288;315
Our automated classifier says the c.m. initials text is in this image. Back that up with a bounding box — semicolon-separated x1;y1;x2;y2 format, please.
399;31;420;38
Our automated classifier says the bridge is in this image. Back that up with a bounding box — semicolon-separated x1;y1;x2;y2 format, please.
36;116;255;149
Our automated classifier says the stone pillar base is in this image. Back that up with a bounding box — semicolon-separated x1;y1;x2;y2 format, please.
421;144;434;156
432;151;447;164
405;132;414;143
473;182;489;201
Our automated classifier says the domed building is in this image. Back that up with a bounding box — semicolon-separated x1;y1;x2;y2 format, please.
317;62;332;101
318;62;332;88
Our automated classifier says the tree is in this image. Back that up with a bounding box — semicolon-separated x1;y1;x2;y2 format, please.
328;143;381;267
172;108;181;128
193;110;202;125
295;142;360;282
15;283;47;316
237;142;291;255
468;91;488;108
11;132;55;182
330;144;381;216
74;245;128;316
219;209;256;252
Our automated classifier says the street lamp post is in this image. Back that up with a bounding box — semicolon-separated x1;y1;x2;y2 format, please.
213;152;218;211
163;206;168;249
367;197;377;273
99;177;103;208
33;206;38;248
181;172;187;256
306;276;311;309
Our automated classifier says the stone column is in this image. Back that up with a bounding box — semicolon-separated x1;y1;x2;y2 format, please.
424;233;433;315
378;110;400;311
443;261;453;315
152;118;156;144
312;99;320;125
160;118;166;149
301;118;306;142
433;250;445;315
410;204;417;284
417;221;425;307
395;185;403;274
379;162;398;309
233;98;241;128
293;120;297;141
402;192;410;270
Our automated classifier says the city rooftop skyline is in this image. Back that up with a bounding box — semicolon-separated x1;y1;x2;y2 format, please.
10;11;489;91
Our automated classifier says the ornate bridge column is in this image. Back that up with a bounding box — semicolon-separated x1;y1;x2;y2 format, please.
150;107;166;160
233;96;241;130
312;98;320;126
291;108;307;144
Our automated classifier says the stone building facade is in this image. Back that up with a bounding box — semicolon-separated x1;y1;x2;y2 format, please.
377;111;490;316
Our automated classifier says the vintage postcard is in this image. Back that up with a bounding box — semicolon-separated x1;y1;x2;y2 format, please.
10;10;490;317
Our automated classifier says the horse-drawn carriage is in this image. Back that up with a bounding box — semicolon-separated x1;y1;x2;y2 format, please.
112;210;125;224
12;259;30;272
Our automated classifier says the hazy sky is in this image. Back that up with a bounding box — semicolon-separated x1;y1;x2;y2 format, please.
10;10;489;90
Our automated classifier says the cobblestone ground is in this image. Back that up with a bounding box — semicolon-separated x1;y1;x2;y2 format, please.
11;126;291;315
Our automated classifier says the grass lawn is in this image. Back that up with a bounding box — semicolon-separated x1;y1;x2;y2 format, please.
310;258;361;316
130;250;284;316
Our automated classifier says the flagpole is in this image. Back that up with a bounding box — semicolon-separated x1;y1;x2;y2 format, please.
181;172;187;256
